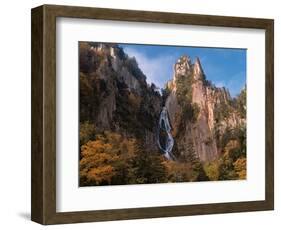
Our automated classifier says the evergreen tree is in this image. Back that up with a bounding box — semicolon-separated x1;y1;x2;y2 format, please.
184;139;209;181
131;142;167;184
218;153;237;180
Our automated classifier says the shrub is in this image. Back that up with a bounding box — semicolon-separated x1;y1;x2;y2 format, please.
80;121;95;146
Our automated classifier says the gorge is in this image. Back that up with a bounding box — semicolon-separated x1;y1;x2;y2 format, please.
79;42;247;186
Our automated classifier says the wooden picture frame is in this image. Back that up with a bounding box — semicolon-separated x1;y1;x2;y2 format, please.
31;4;274;225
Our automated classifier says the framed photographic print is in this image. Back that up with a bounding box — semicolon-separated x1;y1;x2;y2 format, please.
31;4;274;225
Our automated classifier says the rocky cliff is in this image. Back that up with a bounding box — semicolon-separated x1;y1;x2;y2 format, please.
79;42;162;151
165;55;245;162
79;43;246;164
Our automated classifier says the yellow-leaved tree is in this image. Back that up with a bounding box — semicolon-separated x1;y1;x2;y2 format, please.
79;131;137;186
233;157;247;179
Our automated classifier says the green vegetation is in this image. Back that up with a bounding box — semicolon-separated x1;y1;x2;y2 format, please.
114;89;142;137
131;149;167;184
80;121;95;146
236;87;246;118
80;131;170;185
79;42;247;186
204;161;219;180
174;72;200;133
214;102;232;122
185;140;209;181
205;125;246;180
182;102;200;123
177;140;209;181
124;57;146;81
163;161;192;182
113;81;161;139
79;130;213;186
175;73;193;106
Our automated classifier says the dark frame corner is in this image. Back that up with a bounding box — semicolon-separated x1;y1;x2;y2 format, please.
31;4;274;225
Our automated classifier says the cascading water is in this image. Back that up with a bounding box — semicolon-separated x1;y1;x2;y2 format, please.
157;107;175;160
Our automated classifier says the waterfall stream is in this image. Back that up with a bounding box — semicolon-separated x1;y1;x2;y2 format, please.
157;107;175;160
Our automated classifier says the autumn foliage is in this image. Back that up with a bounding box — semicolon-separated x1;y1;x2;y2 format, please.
79;124;246;186
79;128;211;186
80;131;137;185
78;42;247;186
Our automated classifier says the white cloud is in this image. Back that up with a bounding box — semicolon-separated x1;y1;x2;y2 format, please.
123;47;245;97
123;47;175;88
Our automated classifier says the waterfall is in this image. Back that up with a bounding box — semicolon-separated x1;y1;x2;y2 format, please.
157;107;175;160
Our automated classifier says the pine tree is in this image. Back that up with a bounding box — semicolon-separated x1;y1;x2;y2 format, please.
185;139;209;181
131;141;167;184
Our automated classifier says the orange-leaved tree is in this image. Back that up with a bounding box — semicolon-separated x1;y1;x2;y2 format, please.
79;131;137;186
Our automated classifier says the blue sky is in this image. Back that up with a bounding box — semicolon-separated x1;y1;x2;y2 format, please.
120;44;246;97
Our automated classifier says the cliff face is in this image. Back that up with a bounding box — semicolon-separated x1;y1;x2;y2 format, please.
165;56;245;162
80;43;245;163
79;43;247;186
79;42;162;151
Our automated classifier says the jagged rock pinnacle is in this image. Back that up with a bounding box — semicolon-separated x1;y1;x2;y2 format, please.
193;57;204;79
174;55;192;76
